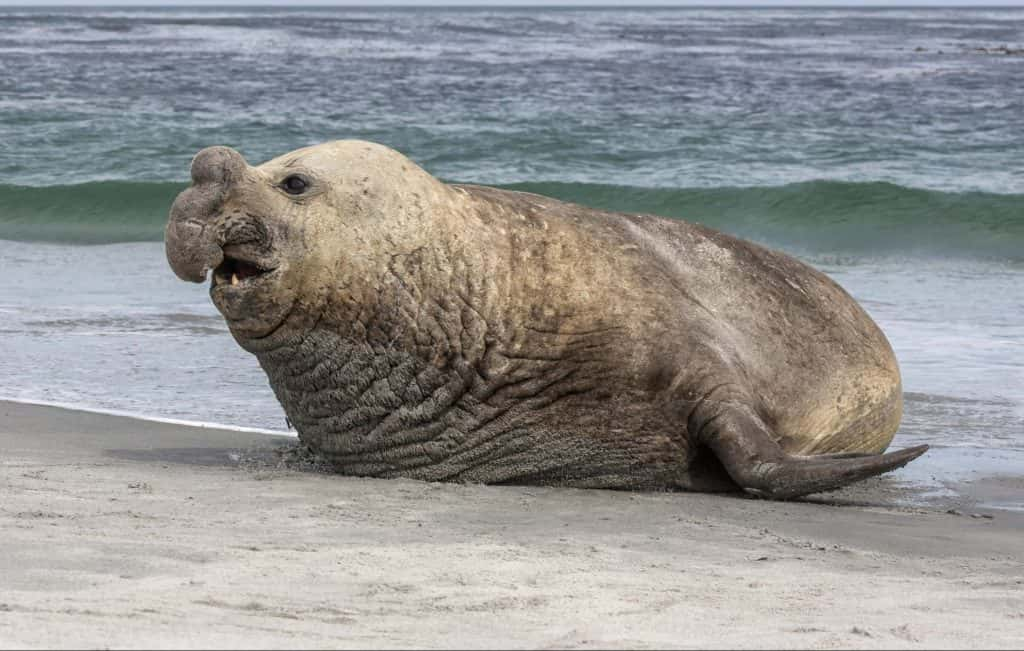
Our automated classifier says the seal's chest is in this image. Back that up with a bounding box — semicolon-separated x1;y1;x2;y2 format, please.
254;326;687;484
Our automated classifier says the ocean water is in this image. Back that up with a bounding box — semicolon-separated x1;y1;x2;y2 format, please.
0;7;1021;501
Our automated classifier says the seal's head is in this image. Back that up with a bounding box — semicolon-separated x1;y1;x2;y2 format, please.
165;140;448;345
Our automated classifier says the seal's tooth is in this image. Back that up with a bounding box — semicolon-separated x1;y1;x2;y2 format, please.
231;273;239;286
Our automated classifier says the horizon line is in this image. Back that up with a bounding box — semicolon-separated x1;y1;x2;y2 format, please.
4;4;1024;8
4;2;1024;7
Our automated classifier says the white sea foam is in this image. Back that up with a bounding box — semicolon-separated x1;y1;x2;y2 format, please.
0;396;293;436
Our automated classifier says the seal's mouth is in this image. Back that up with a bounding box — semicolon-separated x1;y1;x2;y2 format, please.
211;246;277;289
207;242;291;340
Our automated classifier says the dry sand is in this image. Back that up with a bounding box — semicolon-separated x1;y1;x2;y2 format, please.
1;399;1022;649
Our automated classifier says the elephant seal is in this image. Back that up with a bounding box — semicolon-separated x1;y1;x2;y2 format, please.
165;140;927;499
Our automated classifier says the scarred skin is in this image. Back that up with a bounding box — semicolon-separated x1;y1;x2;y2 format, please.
165;140;927;499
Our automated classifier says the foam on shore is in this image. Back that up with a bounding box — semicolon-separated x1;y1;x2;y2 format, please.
0;396;293;437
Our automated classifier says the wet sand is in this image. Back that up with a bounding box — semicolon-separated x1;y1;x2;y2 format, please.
1;400;1022;649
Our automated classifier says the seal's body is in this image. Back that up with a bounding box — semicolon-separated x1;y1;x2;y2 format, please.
166;141;926;499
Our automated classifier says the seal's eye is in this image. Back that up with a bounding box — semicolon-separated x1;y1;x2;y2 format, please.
281;174;309;195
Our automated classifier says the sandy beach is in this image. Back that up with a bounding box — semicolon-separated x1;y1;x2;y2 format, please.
3;5;1023;650
1;399;1022;649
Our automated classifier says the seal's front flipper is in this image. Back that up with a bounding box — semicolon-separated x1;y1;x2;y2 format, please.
700;409;928;500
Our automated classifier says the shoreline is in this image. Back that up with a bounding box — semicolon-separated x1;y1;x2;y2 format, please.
0;396;293;437
2;399;1023;648
1;395;1020;514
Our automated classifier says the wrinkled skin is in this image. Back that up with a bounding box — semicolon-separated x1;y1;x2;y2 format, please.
166;141;927;499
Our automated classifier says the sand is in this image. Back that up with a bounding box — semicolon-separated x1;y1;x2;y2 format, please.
1;400;1022;649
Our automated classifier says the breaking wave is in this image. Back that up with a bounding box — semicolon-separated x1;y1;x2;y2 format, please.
1;179;1020;261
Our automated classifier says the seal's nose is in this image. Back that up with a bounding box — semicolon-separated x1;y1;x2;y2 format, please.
165;145;248;284
190;146;248;186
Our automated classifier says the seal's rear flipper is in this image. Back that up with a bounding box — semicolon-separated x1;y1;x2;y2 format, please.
700;409;928;500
